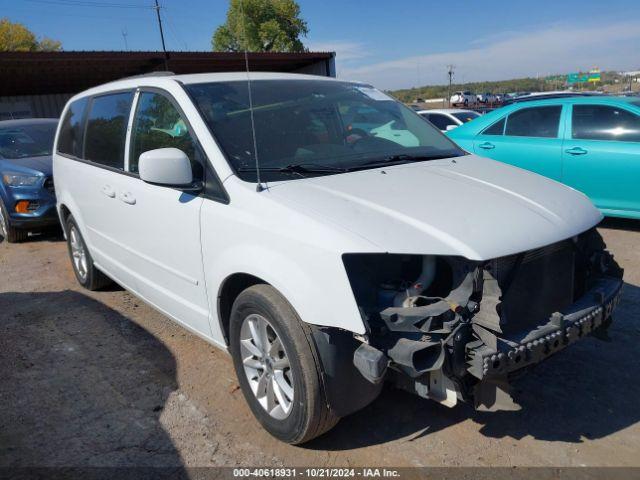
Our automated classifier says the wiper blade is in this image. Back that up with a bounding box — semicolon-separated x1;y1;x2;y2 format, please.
347;154;451;171
237;163;347;176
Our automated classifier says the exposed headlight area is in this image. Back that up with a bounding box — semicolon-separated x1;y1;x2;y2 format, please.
343;228;624;412
2;172;42;187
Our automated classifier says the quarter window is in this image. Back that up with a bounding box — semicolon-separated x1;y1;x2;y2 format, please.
129;92;203;180
482;118;505;135
57;98;88;158
572;105;640;142
505;106;561;138
84;92;133;170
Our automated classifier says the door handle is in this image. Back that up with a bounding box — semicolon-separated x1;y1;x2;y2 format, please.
119;191;136;205
101;185;116;198
565;147;588;155
479;142;495;150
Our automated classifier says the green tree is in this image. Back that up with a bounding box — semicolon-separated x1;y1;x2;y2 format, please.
212;0;308;52
0;18;62;52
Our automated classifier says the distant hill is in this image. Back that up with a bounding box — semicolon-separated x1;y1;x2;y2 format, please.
388;71;627;103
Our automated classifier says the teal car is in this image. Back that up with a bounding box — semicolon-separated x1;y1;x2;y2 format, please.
447;96;640;219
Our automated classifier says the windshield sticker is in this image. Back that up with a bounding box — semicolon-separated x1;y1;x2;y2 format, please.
356;87;393;101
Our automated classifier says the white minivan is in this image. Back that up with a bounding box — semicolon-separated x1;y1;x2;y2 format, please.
53;72;623;444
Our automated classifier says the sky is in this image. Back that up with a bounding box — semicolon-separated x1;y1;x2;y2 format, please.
2;0;640;90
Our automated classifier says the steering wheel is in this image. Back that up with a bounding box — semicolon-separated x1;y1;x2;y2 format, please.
345;127;372;145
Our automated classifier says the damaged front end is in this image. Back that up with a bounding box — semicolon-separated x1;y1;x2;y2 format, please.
343;228;624;411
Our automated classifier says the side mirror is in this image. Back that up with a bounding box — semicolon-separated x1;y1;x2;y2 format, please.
446;124;458;131
138;148;193;187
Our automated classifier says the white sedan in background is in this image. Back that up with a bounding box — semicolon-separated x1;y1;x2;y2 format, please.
477;92;498;104
449;91;476;107
417;108;481;132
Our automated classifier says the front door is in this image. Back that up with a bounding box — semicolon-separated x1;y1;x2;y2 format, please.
113;89;211;336
473;104;565;181
562;103;640;216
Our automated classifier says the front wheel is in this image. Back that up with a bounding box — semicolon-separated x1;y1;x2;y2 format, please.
0;200;28;243
229;284;339;444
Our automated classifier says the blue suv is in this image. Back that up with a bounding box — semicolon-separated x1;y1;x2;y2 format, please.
0;118;59;242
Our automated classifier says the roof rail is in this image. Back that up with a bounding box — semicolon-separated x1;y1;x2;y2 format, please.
120;71;176;80
503;92;604;105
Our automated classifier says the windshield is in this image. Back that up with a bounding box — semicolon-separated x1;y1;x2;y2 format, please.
452;111;480;123
0;122;57;160
186;80;465;181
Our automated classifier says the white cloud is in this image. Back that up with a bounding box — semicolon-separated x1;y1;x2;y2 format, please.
337;21;640;90
307;40;369;62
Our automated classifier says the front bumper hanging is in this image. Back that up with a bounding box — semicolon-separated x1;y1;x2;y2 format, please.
467;276;623;380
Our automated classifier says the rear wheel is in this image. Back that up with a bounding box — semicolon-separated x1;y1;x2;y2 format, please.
65;215;112;290
0;200;28;243
229;284;339;444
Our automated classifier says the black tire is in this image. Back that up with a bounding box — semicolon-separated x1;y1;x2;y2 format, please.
229;284;339;444
0;200;28;243
464;99;468;106
65;215;112;290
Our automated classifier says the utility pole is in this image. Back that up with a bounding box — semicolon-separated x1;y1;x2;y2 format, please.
447;64;455;107
153;0;169;70
121;28;129;51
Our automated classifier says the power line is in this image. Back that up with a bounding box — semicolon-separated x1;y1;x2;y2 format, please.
24;0;154;9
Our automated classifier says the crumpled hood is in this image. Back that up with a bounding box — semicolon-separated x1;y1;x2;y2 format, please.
267;155;602;260
0;155;52;176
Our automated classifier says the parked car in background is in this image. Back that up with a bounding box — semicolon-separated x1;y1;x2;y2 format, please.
447;96;640;219
54;72;622;444
0;118;58;242
417;108;480;132
477;92;497;104
450;91;476;107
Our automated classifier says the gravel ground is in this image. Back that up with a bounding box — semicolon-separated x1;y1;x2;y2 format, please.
1;219;639;468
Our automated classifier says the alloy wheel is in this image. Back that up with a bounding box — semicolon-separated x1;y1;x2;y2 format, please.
240;313;294;420
69;226;88;281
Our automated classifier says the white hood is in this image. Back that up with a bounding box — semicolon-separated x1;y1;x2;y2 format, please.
267;155;602;260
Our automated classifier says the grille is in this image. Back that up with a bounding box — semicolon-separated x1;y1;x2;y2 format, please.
491;240;575;335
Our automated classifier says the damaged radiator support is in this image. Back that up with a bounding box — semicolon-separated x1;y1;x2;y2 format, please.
351;229;624;412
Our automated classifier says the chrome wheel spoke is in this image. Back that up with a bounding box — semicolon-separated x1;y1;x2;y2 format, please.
266;376;276;413
241;338;262;358
255;371;268;399
272;357;289;370
274;371;294;404
268;337;282;357
248;317;268;354
242;356;263;370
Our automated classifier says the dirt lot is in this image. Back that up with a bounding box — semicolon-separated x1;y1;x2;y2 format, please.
1;220;639;469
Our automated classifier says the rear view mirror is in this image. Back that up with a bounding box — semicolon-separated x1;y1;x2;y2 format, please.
446;125;458;131
138;148;193;187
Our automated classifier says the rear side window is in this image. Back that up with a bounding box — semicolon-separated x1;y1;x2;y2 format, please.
505;106;561;138
84;92;133;170
482;118;505;135
57;98;88;157
572;104;640;142
129;91;203;180
425;113;457;131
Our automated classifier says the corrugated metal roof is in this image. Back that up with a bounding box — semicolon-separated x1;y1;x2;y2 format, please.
0;50;335;96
